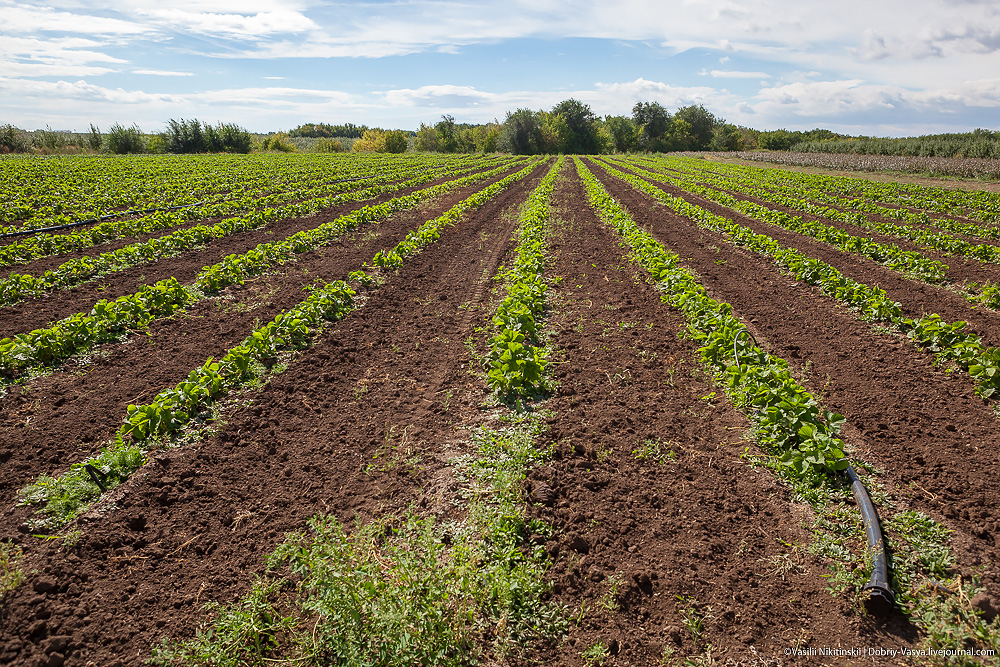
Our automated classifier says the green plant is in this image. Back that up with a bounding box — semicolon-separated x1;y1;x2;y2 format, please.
0;124;31;153
152;579;295;666
258;132;295;152
86;123;102;151
632;438;675;465
315;137;345;153
105;123;146;154
582;641;610;666
1;543;25;596
599;573;623;613
677;596;709;643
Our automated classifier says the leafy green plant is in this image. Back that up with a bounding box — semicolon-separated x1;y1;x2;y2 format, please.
632;438;675;464
582;642;610;666
600;158;1000;401
152;579;295;666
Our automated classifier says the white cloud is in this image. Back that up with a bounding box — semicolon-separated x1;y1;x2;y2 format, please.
132;69;194;76
705;70;771;79
0;35;128;77
1;4;152;34
141;8;317;38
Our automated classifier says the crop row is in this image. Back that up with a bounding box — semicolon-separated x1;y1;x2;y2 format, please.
0;153;459;228
152;164;565;665
725;150;1000;186
670;157;1000;240
591;157;999;656
608;157;949;284
0;154;503;268
645;157;1000;311
653;157;1000;279
0;156;519;308
0;159;532;377
597;159;1000;400
17;158;545;527
485;157;563;397
578;157;848;478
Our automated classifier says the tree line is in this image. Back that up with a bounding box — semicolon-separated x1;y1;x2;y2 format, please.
408;99;851;155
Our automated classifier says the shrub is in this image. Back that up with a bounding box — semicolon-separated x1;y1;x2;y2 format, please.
162;118;205;153
33;125;67;151
384;130;408;153
352;129;387;152
86;124;102;151
104;123;146;154
0;125;31;153
259;132;296;152
213;123;253;153
315;137;345;153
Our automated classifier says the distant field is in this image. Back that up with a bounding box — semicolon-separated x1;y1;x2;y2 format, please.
710;150;1000;183
1;153;998;666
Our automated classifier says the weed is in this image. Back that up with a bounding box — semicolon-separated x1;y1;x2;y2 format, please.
440;388;454;412
677;596;710;643
151;579;295;665
599;573;623;613
632;438;676;465
582;641;610;666
1;543;25;597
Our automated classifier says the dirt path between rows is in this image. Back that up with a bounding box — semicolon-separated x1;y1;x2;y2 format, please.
588;160;1000;605
0;162;547;667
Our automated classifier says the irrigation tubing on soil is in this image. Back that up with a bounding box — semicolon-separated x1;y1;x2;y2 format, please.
846;464;896;613
733;329;895;612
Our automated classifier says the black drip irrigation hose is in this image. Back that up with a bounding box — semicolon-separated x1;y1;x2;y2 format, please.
734;328;896;614
84;464;108;493
846;464;896;613
0;198;222;240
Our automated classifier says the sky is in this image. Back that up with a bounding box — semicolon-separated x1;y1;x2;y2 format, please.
2;0;999;136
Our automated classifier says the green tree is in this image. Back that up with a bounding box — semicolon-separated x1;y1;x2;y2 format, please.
472;123;500;152
384;130;408;153
673;105;721;150
414;123;439;152
435;115;460;153
352;129;387;152
499;109;544;155
603;115;638;153
632;101;671;151
550;98;601;153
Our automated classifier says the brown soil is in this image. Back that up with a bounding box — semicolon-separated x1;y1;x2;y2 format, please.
517;162;915;665
587;159;1000;596
0;157;996;667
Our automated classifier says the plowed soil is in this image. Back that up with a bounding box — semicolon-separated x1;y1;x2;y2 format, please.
0;157;997;667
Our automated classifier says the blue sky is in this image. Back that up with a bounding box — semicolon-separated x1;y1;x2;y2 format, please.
2;0;999;136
